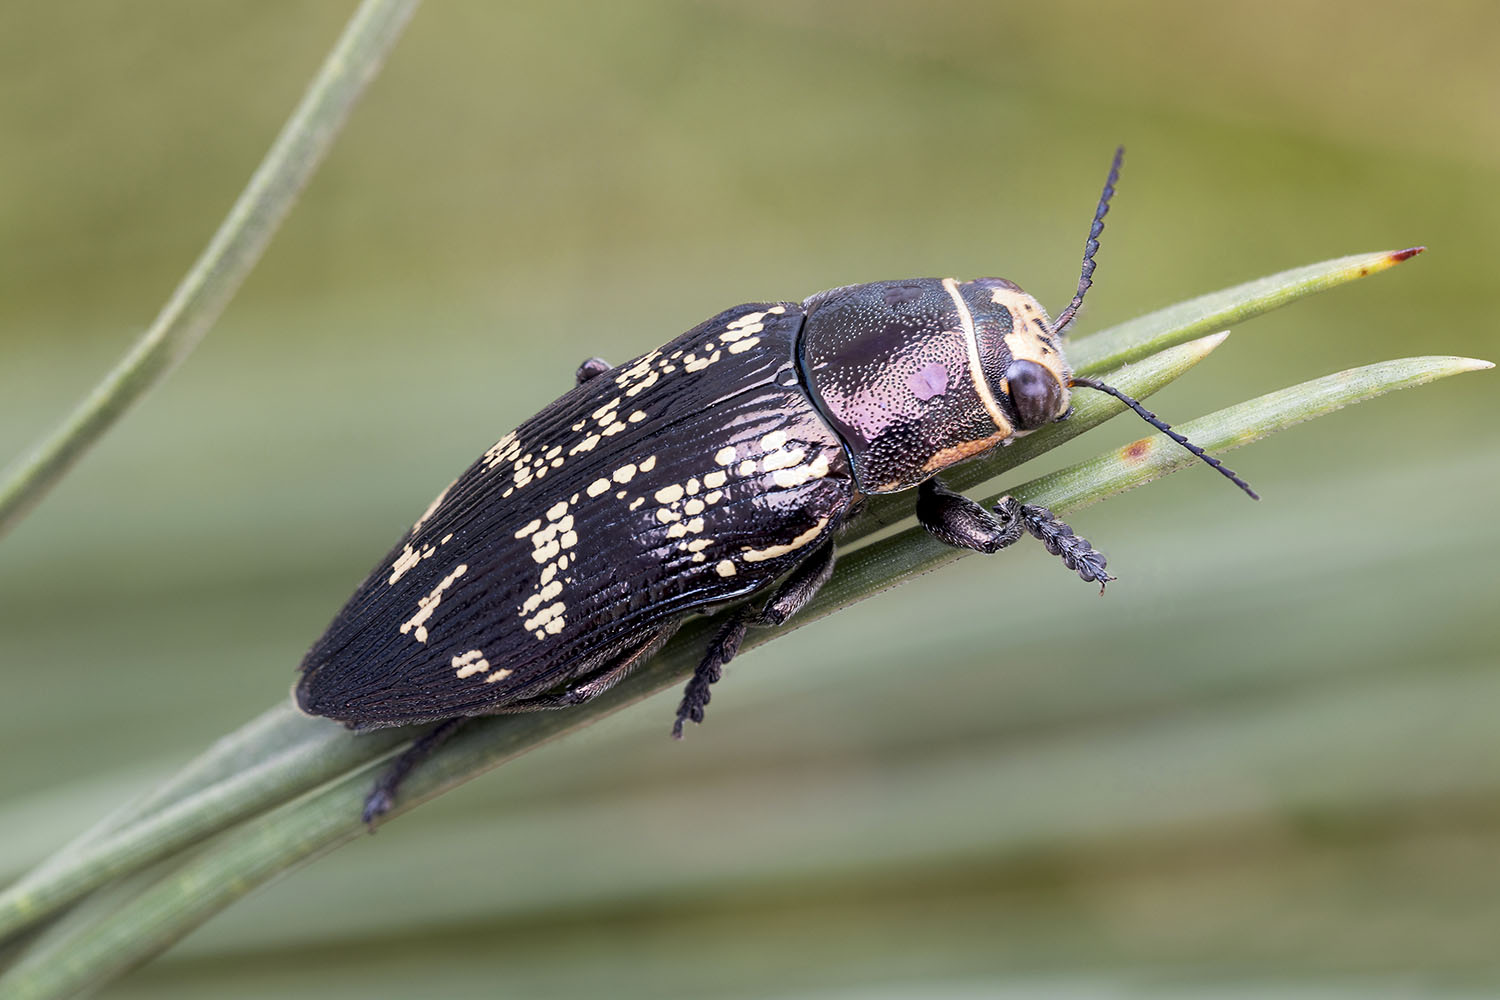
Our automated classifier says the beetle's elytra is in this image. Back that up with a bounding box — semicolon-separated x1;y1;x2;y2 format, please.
295;148;1255;821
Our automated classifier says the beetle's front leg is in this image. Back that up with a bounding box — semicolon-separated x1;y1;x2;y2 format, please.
917;478;1113;591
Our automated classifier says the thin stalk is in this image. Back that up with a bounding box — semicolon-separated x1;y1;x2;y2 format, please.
0;0;423;539
0;354;1485;1000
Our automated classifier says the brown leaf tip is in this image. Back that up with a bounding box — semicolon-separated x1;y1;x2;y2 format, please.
1390;246;1426;263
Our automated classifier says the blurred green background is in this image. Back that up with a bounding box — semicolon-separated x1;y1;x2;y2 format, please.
3;2;1498;997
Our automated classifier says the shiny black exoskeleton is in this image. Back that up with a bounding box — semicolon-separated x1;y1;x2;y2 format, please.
295;148;1255;822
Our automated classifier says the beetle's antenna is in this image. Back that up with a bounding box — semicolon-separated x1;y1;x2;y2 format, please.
1069;375;1260;500
1052;145;1124;338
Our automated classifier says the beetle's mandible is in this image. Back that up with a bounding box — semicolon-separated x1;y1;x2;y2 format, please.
295;147;1256;822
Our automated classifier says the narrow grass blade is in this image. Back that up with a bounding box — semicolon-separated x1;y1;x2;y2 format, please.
0;0;422;540
0;353;1483;1000
0;332;1228;939
1069;248;1424;375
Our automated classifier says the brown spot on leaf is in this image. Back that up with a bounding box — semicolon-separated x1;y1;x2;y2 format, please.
1123;438;1152;462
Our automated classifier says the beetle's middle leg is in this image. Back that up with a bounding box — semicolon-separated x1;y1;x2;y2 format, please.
672;540;836;738
916;477;1112;590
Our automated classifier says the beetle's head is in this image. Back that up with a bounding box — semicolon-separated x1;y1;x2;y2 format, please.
961;277;1073;433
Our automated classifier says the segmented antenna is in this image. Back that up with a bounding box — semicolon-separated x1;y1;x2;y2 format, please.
1052;145;1125;337
1069;376;1260;500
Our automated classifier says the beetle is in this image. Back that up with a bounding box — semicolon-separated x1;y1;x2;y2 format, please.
295;147;1256;821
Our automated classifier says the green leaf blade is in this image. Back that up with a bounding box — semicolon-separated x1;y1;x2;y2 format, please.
1069;248;1425;375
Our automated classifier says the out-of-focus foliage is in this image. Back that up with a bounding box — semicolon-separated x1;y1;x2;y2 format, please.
1;2;1496;997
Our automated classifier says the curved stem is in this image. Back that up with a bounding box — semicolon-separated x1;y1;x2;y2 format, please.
0;0;423;540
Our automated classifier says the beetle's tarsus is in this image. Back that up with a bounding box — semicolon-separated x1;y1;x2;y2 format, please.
673;542;836;737
996;498;1114;591
575;357;612;385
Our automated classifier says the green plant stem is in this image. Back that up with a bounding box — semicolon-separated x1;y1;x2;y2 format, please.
0;244;1432;946
0;333;1226;942
1068;248;1423;374
0;354;1485;1000
0;0;422;541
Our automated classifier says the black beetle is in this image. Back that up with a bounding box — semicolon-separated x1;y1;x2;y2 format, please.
295;147;1255;821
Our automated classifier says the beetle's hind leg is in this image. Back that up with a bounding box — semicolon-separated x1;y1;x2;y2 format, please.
673;541;836;738
362;625;678;825
362;717;469;825
917;477;1113;591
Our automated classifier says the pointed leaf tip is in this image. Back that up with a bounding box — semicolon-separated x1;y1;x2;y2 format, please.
1390;246;1425;263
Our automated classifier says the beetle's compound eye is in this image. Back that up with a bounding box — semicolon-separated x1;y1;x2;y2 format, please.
1005;359;1065;430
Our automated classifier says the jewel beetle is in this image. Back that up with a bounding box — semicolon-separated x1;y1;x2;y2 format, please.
295;147;1256;821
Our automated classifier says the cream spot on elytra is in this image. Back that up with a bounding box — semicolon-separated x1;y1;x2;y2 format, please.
388;543;432;585
453;649;493;679
714;446;737;466
742;518;828;563
761;447;806;472
400;564;468;643
716;560;737;577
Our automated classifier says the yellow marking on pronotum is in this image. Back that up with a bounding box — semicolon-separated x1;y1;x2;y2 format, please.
942;277;1012;436
919;432;1008;477
741;517;828;563
400;564;468;643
